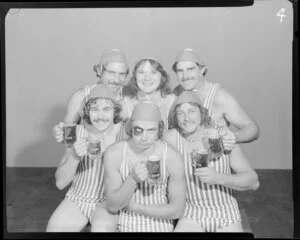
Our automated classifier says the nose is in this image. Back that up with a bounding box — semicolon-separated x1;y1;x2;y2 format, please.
141;131;148;141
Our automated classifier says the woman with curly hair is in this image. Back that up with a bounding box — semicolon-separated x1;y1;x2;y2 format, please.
120;58;176;131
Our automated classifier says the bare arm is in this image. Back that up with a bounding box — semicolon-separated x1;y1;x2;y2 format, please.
55;150;80;190
195;145;259;191
104;143;138;214
218;145;260;191
63;88;86;124
216;89;260;143
129;145;187;219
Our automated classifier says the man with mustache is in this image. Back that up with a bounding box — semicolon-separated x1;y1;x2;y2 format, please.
52;48;131;146
172;48;260;144
46;84;127;232
103;101;186;232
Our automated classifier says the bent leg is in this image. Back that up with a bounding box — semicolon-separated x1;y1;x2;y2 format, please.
90;201;118;232
217;221;243;232
174;218;205;232
46;198;88;232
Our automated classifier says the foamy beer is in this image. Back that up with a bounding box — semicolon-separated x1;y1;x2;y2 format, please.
191;148;210;169
63;124;76;147
146;155;161;185
87;137;101;159
206;128;224;158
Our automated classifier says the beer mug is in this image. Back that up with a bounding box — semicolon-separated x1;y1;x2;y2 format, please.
191;148;210;170
87;137;101;159
206;127;224;159
146;155;161;185
63;124;76;148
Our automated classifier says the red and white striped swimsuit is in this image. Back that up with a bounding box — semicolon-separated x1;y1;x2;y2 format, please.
180;83;241;232
65;123;125;220
117;141;174;232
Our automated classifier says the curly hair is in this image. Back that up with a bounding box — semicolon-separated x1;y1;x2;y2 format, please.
124;59;172;98
82;97;122;125
168;102;212;132
125;119;165;139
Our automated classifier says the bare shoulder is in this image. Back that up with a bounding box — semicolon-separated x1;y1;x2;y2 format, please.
214;85;238;106
104;141;125;169
163;129;178;146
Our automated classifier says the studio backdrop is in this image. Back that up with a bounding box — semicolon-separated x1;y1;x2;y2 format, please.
5;0;293;168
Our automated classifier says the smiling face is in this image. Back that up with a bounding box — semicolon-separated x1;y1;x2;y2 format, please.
176;102;202;135
88;98;115;132
136;61;162;94
101;62;128;94
131;120;159;149
175;61;203;91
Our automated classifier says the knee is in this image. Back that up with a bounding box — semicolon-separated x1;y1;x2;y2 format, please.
90;221;117;232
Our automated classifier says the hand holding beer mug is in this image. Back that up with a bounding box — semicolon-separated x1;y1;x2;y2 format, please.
63;123;77;148
87;136;101;159
219;129;236;153
73;138;88;158
205;127;224;159
191;148;210;170
146;155;161;185
52;122;64;143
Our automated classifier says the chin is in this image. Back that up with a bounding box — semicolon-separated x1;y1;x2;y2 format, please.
93;124;110;132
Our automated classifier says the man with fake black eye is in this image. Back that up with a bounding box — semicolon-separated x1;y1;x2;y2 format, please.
102;101;187;232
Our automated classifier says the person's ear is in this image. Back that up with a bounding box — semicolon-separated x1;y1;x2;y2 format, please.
199;66;207;76
93;64;103;77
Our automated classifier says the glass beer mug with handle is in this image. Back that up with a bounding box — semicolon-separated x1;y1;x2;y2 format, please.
205;123;224;159
87;135;101;160
63;123;77;148
191;147;210;171
146;155;161;185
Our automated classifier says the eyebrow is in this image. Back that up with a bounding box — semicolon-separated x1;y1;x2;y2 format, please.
134;126;157;131
105;68;127;74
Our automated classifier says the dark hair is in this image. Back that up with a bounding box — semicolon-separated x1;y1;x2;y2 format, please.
172;62;208;77
125;119;165;139
83;97;122;125
124;59;172;98
168;102;212;132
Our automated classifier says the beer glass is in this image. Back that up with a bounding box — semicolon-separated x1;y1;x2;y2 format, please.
191;148;210;170
63;124;76;148
206;127;224;159
146;155;161;185
87;137;101;159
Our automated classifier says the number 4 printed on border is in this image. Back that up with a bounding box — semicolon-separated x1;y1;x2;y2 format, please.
277;8;286;22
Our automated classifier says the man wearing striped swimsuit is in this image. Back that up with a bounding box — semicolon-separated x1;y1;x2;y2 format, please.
52;48;131;145
171;48;260;144
103;101;187;232
46;84;127;232
165;91;260;232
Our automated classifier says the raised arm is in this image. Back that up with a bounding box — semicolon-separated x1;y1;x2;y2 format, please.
104;143;146;214
55;150;80;190
216;89;260;143
128;145;187;219
195;144;259;191
63;88;86;124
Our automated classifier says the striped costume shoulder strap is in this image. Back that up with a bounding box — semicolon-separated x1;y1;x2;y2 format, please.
120;141;128;180
82;85;92;103
203;83;220;117
124;97;133;118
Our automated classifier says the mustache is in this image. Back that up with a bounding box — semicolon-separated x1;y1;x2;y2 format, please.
92;119;110;123
109;81;123;86
181;77;194;81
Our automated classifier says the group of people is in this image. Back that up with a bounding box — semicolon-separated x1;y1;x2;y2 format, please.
46;48;260;232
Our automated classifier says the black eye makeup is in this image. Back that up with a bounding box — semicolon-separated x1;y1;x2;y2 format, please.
133;126;144;136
